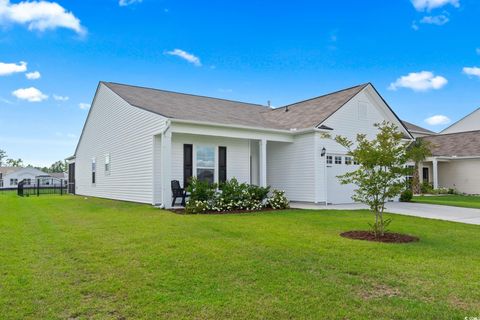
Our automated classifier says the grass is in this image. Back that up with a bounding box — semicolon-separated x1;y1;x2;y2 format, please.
1;192;479;319
413;194;480;209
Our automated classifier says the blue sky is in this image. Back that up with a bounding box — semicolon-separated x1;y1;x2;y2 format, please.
1;0;479;166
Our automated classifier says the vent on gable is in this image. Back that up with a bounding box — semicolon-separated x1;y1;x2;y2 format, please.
358;102;368;120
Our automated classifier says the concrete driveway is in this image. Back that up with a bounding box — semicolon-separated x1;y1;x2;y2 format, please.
290;201;480;225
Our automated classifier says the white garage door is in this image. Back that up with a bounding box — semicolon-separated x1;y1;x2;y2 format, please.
326;154;359;204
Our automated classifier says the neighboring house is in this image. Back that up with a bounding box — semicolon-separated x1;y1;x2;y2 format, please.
70;81;413;207
0;167;52;189
441;107;480;134
404;112;480;195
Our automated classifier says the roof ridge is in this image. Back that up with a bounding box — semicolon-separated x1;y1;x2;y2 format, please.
271;82;370;111
103;81;268;109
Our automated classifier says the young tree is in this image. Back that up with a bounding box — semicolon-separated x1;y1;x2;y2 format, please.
407;139;432;194
49;160;67;173
6;158;24;167
335;121;410;237
0;149;6;166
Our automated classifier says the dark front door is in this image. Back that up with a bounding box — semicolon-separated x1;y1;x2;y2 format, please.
68;163;75;194
422;167;429;183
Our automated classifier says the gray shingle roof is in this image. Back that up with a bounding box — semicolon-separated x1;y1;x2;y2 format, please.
103;82;284;129
264;84;369;129
402;120;435;134
103;82;369;130
0;167;21;175
422;130;480;157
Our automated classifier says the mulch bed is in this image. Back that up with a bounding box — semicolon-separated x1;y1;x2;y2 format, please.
340;231;419;243
169;208;280;215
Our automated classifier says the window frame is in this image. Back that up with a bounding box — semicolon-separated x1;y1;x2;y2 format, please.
195;145;216;184
104;154;110;175
326;155;333;164
91;158;96;184
345;156;352;165
334;156;342;165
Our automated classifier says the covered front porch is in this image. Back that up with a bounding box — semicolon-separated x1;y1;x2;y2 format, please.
154;120;293;208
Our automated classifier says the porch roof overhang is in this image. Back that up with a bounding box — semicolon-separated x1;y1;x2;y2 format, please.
169;118;295;142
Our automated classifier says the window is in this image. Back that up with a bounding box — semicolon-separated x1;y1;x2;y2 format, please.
422;167;429;182
345;157;352;165
10;178;18;186
25;179;31;185
353;159;359;165
335;156;342;164
196;146;215;184
326;155;333;164
92;158;96;184
105;154;110;175
0;180;3;188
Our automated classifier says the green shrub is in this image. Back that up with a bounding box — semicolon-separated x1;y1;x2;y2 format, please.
448;188;457;195
420;181;433;194
185;178;287;214
399;189;413;202
267;190;289;209
187;177;217;202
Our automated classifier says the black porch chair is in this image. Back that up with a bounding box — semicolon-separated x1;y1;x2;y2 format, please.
171;180;189;207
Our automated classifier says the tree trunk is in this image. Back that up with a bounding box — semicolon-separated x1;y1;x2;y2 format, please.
412;162;421;194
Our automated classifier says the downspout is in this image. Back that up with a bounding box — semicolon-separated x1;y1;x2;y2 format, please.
155;120;171;208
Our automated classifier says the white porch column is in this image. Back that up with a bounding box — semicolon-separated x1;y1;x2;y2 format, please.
432;158;439;189
161;128;172;208
259;138;267;187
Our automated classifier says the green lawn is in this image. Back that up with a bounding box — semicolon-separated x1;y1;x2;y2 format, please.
413;194;480;209
1;193;479;319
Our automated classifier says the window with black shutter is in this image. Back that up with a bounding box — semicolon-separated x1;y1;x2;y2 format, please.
218;146;227;184
183;144;193;187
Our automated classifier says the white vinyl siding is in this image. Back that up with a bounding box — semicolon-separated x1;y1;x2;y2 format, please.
267;133;316;202
171;133;250;187
438;159;480;194
75;83;167;204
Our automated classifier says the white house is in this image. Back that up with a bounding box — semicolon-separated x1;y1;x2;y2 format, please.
70;81;413;207
441;107;480;134
0;167;54;189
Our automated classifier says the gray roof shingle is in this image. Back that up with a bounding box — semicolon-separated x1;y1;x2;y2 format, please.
422;130;480;157
103;82;369;130
402;120;435;134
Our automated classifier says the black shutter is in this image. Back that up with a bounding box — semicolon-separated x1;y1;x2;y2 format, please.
183;144;193;188
219;146;227;184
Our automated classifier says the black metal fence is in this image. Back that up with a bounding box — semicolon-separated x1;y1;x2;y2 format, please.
17;178;67;197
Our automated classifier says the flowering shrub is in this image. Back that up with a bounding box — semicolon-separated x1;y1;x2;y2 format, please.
266;190;289;209
184;177;287;214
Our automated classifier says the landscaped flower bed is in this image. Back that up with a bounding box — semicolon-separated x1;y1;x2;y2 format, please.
181;177;289;214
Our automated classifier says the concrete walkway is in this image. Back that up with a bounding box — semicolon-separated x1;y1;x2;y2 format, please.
290;201;480;225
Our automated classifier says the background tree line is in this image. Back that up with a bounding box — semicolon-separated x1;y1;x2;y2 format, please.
0;149;66;173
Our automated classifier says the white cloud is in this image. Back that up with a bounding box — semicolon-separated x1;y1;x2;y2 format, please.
79;102;90;110
67;133;76;138
25;70;41;79
12;87;48;102
411;0;460;11
165;49;202;66
476;48;480;55
0;60;27;76
388;71;448;92
425;115;451;125
119;0;142;6
0;0;86;35
53;94;69;101
463;66;480;78
420;15;449;25
411;21;419;30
